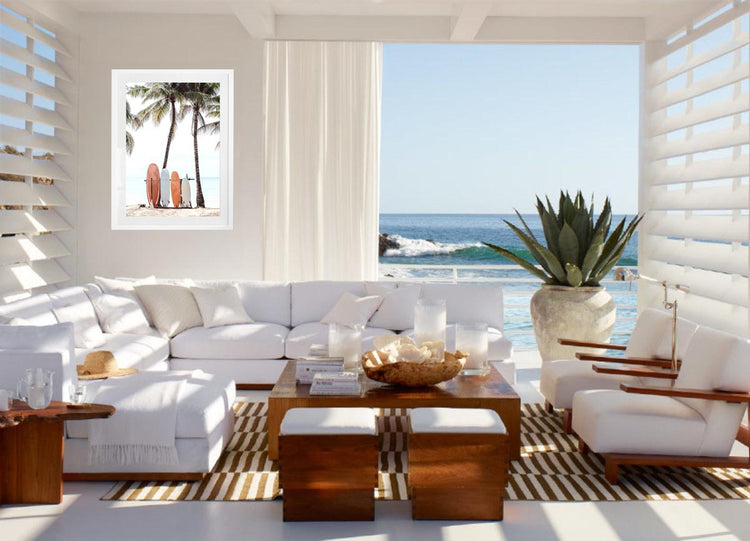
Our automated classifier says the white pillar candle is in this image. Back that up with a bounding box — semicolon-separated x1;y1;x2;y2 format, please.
414;299;447;346
0;389;10;411
329;323;363;371
456;322;489;375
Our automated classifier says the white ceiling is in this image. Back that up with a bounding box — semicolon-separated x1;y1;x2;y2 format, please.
32;0;727;41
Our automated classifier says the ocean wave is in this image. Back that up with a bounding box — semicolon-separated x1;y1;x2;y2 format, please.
382;235;482;257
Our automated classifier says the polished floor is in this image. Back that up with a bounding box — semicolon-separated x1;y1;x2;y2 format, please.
2;352;749;541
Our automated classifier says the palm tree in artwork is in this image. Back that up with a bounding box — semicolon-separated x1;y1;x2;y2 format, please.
127;82;184;169
125;100;139;156
179;82;220;208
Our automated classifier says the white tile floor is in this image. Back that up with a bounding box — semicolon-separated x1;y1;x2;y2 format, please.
1;352;749;541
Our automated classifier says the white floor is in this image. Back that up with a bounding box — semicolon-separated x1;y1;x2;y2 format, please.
2;352;749;541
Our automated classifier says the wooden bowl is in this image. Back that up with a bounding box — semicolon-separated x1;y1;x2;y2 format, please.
361;350;467;387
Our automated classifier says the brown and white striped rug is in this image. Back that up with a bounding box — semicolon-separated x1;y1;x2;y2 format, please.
102;401;750;502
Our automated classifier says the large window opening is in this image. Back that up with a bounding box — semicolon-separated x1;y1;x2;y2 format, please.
378;44;640;348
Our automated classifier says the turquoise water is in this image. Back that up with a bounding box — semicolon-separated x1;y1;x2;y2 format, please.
379;213;639;349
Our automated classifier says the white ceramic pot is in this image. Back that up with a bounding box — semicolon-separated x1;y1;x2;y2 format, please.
530;285;616;361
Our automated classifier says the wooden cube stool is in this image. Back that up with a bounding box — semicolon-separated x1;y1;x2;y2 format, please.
408;407;509;520
279;407;378;521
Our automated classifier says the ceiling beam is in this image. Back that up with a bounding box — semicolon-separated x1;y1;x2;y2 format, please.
232;1;275;40
451;1;493;41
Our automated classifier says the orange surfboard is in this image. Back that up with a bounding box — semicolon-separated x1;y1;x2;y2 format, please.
146;163;160;208
170;171;181;208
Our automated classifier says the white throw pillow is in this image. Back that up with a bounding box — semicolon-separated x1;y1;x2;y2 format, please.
134;284;203;338
51;303;106;349
190;285;254;329
366;284;421;331
95;275;156;325
320;292;383;327
92;294;152;335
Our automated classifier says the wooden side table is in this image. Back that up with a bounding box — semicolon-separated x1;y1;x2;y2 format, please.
0;400;115;505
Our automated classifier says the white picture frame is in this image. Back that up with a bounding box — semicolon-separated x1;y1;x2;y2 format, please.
111;69;233;230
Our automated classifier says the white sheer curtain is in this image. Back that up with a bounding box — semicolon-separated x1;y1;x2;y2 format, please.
263;41;382;282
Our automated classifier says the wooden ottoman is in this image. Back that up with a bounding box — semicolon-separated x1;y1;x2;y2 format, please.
408;407;509;521
279;407;378;521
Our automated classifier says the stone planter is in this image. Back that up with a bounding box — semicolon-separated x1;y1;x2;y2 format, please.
530;285;616;361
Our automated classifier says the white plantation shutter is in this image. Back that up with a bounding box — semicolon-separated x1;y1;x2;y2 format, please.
640;0;750;336
0;3;77;302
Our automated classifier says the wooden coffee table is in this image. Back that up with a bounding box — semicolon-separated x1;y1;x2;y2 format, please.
0;400;115;505
268;361;521;461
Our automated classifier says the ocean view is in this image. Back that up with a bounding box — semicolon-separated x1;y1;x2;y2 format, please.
379;213;639;349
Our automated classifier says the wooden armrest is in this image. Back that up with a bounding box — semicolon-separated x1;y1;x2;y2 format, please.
576;353;679;369
557;338;627;351
620;384;750;403
592;364;678;379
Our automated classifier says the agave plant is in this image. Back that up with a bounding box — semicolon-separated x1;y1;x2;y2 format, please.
484;191;642;287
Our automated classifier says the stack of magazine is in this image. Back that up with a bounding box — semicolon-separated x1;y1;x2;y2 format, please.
310;371;362;395
295;357;344;384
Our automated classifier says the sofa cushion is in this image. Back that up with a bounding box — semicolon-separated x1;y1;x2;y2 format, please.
135;284;203;338
67;370;236;440
291;281;367;327
49;288;106;349
285;322;393;359
191;285;253;328
419;283;504;330
95;276;156;325
0;294;57;325
74;332;170;372
235;281;291;327
400;324;512;361
539;359;638;410
320;292;383;326
92;294;152;335
366;283;421;331
170;323;289;360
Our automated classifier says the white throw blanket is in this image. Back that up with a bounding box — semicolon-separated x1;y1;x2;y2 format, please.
88;372;187;466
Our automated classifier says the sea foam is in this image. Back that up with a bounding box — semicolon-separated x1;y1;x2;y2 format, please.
382;234;482;257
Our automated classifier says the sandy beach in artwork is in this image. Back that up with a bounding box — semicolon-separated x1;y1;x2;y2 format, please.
126;205;220;217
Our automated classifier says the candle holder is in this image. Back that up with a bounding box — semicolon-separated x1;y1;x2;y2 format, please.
457;322;490;376
414;298;447;346
328;323;363;372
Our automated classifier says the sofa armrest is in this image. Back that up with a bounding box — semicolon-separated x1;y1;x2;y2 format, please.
0;350;73;402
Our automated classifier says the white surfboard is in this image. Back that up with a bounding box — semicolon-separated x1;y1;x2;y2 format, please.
160;168;170;207
182;176;192;208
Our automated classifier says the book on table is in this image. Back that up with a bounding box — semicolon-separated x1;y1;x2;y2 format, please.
295;356;344;384
309;371;361;396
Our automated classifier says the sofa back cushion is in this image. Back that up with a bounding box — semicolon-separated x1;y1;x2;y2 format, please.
49;287;106;348
291;281;366;327
0;293;57;325
234;281;291;326
419;283;504;330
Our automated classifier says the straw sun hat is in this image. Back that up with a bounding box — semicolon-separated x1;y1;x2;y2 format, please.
76;350;138;380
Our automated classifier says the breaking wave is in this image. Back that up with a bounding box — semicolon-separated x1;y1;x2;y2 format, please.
382;235;483;257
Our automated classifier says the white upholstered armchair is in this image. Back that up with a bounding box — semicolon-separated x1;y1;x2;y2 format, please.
572;325;750;483
539;308;699;432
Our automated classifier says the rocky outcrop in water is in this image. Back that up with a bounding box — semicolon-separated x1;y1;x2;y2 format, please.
379;233;400;256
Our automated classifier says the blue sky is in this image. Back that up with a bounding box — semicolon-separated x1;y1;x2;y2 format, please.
380;44;640;214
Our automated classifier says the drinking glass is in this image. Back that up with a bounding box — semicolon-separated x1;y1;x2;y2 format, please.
69;381;87;405
17;368;54;410
456;322;490;376
414;298;447;346
329;323;363;371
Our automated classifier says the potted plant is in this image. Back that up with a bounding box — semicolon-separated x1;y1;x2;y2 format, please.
484;191;642;360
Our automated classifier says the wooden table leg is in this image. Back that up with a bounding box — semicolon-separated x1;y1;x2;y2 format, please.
489;401;521;460
0;419;64;504
267;399;289;461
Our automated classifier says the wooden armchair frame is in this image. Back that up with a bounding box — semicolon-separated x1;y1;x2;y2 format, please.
578;383;750;484
545;339;679;432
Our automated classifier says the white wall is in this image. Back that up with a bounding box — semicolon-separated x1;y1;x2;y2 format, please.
76;13;264;282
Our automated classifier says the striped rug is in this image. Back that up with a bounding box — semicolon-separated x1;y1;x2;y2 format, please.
102;401;749;502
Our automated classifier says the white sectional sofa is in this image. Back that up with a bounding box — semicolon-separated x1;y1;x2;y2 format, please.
0;278;515;388
0;278;512;479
